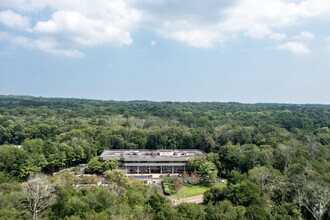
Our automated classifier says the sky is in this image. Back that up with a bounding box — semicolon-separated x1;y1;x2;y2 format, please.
0;0;330;104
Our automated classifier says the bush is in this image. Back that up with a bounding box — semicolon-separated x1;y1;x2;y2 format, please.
72;168;80;173
80;175;100;184
163;176;182;193
84;167;92;174
162;181;172;195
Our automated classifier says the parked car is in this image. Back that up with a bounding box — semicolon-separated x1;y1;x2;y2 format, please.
220;178;225;183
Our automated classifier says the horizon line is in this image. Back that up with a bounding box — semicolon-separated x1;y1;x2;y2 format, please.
1;93;330;106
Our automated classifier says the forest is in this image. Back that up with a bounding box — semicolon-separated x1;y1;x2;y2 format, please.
0;95;329;219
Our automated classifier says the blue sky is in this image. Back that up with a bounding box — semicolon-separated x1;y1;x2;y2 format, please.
0;0;330;104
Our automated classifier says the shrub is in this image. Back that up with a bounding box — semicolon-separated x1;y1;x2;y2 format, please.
162;181;172;195
163;176;182;193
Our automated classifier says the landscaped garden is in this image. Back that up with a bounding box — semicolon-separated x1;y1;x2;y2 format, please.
162;176;182;195
163;176;227;199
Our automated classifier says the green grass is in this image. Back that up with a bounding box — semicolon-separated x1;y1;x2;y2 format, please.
169;184;211;199
169;180;227;199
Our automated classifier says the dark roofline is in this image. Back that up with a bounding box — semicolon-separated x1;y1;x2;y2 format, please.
101;149;206;154
99;149;206;161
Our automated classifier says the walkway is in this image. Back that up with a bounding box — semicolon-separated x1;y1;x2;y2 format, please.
170;194;204;205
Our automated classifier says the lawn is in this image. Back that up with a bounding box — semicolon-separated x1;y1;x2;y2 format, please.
169;184;211;199
169;180;227;199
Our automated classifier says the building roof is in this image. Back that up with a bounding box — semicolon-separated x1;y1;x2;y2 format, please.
100;149;205;161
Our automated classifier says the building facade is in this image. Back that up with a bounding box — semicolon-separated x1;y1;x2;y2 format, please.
99;149;205;174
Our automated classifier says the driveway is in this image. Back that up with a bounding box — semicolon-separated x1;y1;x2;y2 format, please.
170;194;204;205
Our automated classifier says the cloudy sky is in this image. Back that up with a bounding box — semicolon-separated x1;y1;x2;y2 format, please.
0;0;330;103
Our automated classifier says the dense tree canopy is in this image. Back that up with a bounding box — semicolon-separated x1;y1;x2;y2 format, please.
0;95;329;219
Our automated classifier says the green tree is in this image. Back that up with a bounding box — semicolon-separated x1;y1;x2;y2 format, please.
205;200;245;220
229;181;262;207
245;205;271;220
199;161;218;183
177;202;206;220
146;194;177;220
85;187;116;212
127;190;145;208
102;159;118;171
228;170;248;185
203;184;228;205
22;138;44;155
66;196;89;217
85;156;103;174
18;160;41;179
104;169;130;189
0;145;28;176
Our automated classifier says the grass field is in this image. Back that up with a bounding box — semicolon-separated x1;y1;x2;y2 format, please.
169;180;227;199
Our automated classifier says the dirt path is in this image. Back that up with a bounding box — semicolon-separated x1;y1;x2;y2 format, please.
170;194;204;205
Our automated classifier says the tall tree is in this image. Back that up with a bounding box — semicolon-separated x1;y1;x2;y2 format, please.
20;173;57;220
294;176;330;220
199;161;218;183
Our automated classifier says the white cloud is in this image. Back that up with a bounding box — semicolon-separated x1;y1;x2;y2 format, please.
150;40;156;46
293;31;315;39
0;31;84;57
33;9;137;46
0;0;49;12
33;0;141;47
275;41;311;54
133;0;330;48
0;10;30;28
269;33;287;40
1;0;330;54
13;37;85;57
0;0;141;56
158;29;226;48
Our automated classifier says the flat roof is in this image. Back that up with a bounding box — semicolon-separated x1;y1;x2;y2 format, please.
100;149;205;161
122;162;187;166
